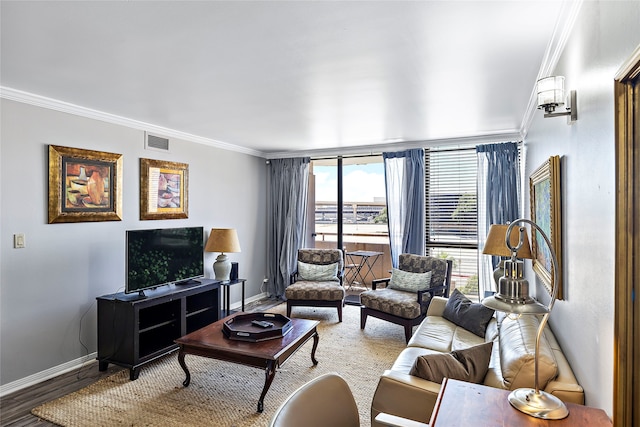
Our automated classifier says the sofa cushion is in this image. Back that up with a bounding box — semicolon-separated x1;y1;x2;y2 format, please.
408;316;458;352
297;260;339;282
442;289;495;338
409;342;494;384
388;269;432;292
498;314;558;390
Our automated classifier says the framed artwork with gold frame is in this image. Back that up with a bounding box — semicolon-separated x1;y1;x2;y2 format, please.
529;155;563;299
140;158;189;220
48;145;123;224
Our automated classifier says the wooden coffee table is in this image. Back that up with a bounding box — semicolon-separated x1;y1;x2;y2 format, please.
175;313;320;412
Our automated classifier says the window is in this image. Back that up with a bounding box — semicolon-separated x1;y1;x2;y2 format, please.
425;147;478;298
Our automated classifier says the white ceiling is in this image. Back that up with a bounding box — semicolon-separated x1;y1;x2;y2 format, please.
1;1;575;158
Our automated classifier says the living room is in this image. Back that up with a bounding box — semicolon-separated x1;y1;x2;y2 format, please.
1;1;639;426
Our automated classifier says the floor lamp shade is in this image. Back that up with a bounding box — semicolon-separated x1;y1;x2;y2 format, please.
205;228;241;282
483;224;533;287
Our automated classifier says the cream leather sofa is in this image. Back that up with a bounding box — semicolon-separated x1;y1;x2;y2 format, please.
370;296;584;426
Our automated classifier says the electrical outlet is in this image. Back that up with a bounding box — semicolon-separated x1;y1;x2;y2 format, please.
14;233;25;249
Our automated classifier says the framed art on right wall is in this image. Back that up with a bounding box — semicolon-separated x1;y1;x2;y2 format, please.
529;155;563;299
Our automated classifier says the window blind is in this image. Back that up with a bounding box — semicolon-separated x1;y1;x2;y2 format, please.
425;147;478;247
425;146;478;296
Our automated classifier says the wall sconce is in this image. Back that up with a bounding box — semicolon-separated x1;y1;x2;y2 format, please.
536;76;577;123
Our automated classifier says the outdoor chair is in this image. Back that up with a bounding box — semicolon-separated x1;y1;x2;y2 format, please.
360;253;452;342
285;248;345;322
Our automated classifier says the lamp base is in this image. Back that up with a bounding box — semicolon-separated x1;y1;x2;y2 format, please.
508;388;569;420
493;260;505;288
213;253;231;282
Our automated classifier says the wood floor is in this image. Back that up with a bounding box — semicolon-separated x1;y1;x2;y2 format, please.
1;363;124;427
0;297;283;427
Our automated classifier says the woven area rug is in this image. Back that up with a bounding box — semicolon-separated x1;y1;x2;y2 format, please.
32;303;407;426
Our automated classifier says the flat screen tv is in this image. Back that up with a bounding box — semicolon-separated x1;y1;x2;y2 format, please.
126;226;204;296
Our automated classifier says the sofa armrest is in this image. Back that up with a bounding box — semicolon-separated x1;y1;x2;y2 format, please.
371;370;440;427
375;413;430;427
425;296;448;317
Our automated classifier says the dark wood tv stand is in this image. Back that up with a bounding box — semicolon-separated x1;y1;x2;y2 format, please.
97;279;220;380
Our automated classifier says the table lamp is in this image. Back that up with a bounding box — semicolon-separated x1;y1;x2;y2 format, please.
482;219;568;420
205;228;241;282
482;223;533;287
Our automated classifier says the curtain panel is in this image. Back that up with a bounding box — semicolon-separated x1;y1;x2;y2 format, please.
476;142;521;296
266;157;310;298
383;149;426;268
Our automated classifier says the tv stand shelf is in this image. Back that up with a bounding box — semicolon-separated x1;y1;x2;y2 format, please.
97;279;220;380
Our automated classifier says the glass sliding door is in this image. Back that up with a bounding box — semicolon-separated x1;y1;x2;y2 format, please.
309;158;338;248
310;156;390;288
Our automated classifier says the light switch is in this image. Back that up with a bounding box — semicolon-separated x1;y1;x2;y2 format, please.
14;233;25;249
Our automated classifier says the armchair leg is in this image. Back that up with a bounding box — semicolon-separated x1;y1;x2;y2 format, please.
360;309;368;330
286;302;292;317
403;324;412;344
337;303;343;322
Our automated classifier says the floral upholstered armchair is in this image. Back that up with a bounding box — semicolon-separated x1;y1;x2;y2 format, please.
360;253;452;342
285;248;345;322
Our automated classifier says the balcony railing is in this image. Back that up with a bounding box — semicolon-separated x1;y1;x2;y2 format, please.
313;201;478;299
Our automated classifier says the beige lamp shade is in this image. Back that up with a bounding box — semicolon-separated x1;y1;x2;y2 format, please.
205;228;241;253
482;224;533;259
205;228;241;281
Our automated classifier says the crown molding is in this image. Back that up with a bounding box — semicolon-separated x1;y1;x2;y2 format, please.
264;131;523;159
0;86;266;158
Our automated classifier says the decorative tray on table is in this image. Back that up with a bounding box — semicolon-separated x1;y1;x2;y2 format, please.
222;313;293;342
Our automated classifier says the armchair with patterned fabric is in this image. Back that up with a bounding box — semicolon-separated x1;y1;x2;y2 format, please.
360;253;452;342
285;248;346;322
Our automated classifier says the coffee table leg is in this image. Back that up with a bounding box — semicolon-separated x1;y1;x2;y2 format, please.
311;330;319;365
257;360;277;413
178;349;191;387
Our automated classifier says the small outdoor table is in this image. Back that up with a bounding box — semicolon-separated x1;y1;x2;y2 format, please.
345;250;383;289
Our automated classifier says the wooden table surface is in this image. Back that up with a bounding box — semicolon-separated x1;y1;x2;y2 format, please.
429;379;612;427
175;313;319;412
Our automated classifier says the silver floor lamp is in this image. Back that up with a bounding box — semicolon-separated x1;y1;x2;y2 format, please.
482;218;569;420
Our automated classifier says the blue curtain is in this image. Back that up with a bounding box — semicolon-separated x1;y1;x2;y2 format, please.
266;157;310;298
476;142;521;295
383;149;425;268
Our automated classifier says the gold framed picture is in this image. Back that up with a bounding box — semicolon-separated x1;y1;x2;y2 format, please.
48;145;123;224
529;155;563;299
140;158;189;220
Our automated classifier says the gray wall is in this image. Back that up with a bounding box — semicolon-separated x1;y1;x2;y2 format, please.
524;1;640;415
0;99;267;386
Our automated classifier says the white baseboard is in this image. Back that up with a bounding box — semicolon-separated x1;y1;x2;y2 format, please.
0;353;98;398
234;291;268;309
0;292;271;398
